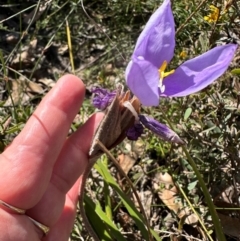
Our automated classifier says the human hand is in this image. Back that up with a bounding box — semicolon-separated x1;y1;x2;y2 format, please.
0;74;103;241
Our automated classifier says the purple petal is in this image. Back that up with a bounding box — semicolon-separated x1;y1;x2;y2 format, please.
126;123;144;140
139;115;185;144
92;87;116;110
162;44;238;97
125;57;159;106
133;0;175;67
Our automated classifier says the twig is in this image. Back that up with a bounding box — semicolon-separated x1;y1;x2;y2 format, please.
176;0;208;35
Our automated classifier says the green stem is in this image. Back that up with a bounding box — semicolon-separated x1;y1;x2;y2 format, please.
164;115;226;241
177;183;214;241
182;146;226;241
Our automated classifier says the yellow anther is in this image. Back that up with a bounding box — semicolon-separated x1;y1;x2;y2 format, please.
163;69;175;78
159;60;168;80
158;61;175;79
158;60;175;93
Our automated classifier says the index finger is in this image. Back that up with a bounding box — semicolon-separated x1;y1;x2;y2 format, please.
0;74;86;208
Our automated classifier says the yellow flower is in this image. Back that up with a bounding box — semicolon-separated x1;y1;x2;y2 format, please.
204;5;220;23
179;50;187;59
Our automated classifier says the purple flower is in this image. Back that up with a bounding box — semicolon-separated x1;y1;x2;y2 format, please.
125;0;237;106
92;87;117;110
91;86;183;144
126;123;144;140
139;115;184;144
92;0;237;145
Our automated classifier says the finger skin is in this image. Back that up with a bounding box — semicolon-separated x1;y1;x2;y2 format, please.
0;209;41;241
0;113;104;241
26;113;104;227
0;74;105;240
0;74;86;208
42;177;82;241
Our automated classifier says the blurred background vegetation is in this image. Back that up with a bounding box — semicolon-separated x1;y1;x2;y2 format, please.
0;0;240;240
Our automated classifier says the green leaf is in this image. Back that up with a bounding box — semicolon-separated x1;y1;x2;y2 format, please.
84;195;127;241
231;69;240;75
95;160;150;240
187;180;198;190
184;108;192;121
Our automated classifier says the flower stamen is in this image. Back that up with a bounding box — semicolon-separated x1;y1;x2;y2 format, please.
158;60;175;93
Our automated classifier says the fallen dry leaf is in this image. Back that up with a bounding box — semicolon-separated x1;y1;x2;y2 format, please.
118;153;136;175
218;213;240;238
11;39;38;68
153;172;198;225
4;78;43;106
38;78;56;88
